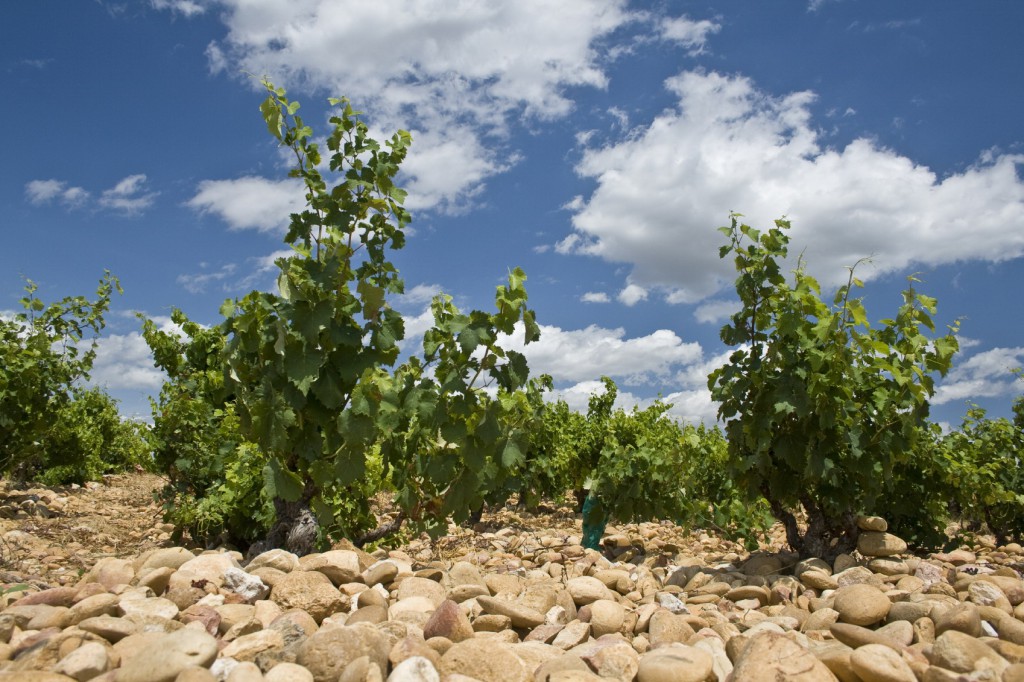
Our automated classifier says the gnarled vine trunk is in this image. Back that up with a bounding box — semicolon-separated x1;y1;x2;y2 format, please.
765;488;860;563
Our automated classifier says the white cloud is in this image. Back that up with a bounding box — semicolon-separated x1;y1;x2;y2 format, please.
693;298;739;325
98;174;159;214
203;0;636;211
177;263;238;294
188;177;306;233
150;0;206;17
658;16;721;55
617;283;648;306
550;380;644;413
25;179;90;207
396;284;443;309
581;292;611;304
563;70;1024;303
933;346;1024;406
504;322;702;386
26;175;157;214
90;331;167;393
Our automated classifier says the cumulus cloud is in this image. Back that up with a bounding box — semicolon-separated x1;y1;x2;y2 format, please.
933;346;1024;406
693;298;740;325
198;1;714;212
177;263;238;294
25;179;90;208
581;292;611;304
90;331;167;392
26;175;157;214
98;174;159;214
658;16;721;54
617;283;648;306
562;70;1024;303
150;0;206;17
188;177;306;233
503;322;702;386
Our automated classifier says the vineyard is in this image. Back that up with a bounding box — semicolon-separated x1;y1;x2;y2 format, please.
2;81;1024;681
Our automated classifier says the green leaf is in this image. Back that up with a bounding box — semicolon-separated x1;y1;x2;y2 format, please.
263;458;304;502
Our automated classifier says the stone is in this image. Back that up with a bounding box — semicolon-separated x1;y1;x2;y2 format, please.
648;609;695;646
53;640;110;681
422;600;474;643
637;644;714;682
440;639;529;682
303;550;361;586
927;629;1009;675
535;653;593;681
833;583;891;626
389;655;441;682
830;622;901;651
584;599;625;638
136;547;195;576
223;567;270;603
875;620;914;646
14;587;78;608
396;577;446;608
116;629;218;682
389;634;442;670
169;553;239;591
802;608;840;633
933;602;982;637
476;595;545;629
247;549;301;573
81;557;135;591
849;643;916;682
226;661;264;682
579;637;640;680
991;613;1024;645
119;596;179;621
77;615;137;642
221;629;286;662
296;623;390;682
264;662;315;682
552;621;591;650
361;561;400;587
731;632;836;681
67;593;119;625
858;532;907;557
857;516;888;532
347;604;389;625
270;570;344;624
566;577;611;605
138;566;175;595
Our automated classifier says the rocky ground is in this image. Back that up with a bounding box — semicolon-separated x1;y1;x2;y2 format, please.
1;475;1024;681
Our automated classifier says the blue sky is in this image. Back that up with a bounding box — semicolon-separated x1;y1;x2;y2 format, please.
3;0;1023;428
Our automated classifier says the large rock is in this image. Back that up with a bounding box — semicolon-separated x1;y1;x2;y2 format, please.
579;637;640;680
586;599;625;638
833;583;891;626
396;577;446;607
169;553;240;591
116;628;218;682
302;550;361;586
80;557;135;591
849;643;916;682
476;595;545;629
423;599;474;643
928;629;1009;675
566;577;611;606
857;532;907;557
296;623;390;682
270;570;344;624
440;639;529;682
731;632;837;681
637;644;714;682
